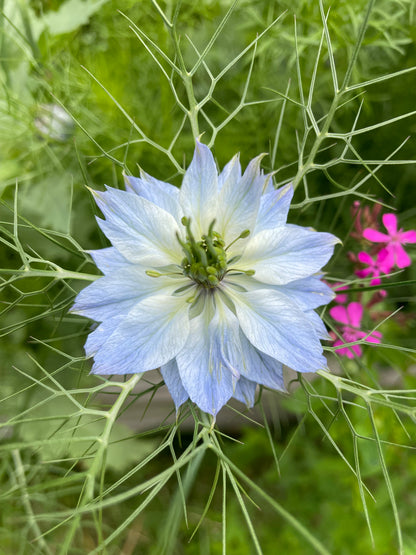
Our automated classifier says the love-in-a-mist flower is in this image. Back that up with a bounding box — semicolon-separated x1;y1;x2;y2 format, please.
72;141;339;415
363;213;416;269
329;302;382;359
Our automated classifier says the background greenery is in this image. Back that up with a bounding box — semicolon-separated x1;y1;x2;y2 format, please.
1;0;415;553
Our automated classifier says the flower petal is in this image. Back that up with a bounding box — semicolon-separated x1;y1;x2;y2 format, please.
85;316;123;358
252;183;293;234
217;153;241;191
238;332;285;390
71;265;186;322
233;377;257;407
231;288;327;373
362;228;389;243
357;251;373;265
329;305;349;325
239;226;339;285
179;141;218;236
346;302;363;328
216;154;266;245
382;213;397;235
275;275;335;310
399;230;416;243
87;247;129;274
176;300;235;415
392;243;412;268
90;294;190;374
160;359;189;410
124;172;182;221
93;188;183;266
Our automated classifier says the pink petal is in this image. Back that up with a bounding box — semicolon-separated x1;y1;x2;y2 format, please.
377;248;393;273
335;292;348;304
363;228;389;243
355;268;372;279
351;344;362;358
399;230;416;244
347;302;363;328
369;277;381;286
329;305;349;325
393;243;411;268
366;331;382;344
382;213;397;235
357;251;373;265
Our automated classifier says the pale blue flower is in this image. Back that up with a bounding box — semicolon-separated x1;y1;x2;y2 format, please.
72;142;339;415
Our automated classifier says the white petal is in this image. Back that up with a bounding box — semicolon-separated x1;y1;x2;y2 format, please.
230;288;327;373
93;188;183;266
90;294;190;374
179;141;218;237
238;226;339;285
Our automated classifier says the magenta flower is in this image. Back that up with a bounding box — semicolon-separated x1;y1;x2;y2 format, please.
355;249;390;285
329;302;382;359
363;213;416;269
331;282;348;303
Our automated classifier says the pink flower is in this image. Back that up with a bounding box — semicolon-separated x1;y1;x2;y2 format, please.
363;213;416;269
355;249;391;285
331;282;348;303
329;302;382;359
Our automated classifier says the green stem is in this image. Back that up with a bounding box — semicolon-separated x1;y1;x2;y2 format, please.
171;28;200;140
59;374;142;554
0;268;98;281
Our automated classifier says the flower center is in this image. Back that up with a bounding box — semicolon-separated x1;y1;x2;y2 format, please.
177;218;228;288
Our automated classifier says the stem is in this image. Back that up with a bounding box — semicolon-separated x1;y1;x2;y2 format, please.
0;268;98;282
292;94;340;191
170;28;200;140
12;449;53;555
59;374;142;554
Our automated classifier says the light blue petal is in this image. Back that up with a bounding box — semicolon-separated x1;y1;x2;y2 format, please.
275;275;335;310
85;316;123;357
179;141;218;237
305;310;331;340
230;288;328;373
233;377;257;407
160;359;189;410
71;265;186;322
90;294;190;374
92;188;183;266
253;183;293;234
124;172;182;221
239;226;340;285
217;153;241;191
87;247;130;274
176;299;236;415
216;154;267;246
239;332;286;391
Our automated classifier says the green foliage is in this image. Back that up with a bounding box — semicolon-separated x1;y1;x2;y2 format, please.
1;0;416;553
